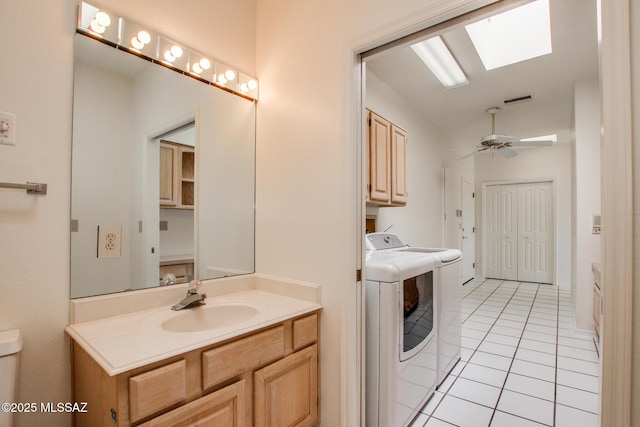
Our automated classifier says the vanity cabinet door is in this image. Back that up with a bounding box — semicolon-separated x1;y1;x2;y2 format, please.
254;344;318;427
138;379;246;427
160;143;178;206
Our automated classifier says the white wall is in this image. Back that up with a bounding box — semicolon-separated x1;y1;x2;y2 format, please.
159;209;195;257
474;144;573;289
365;71;447;247
572;79;601;331
71;61;133;297
0;1;256;425
254;0;496;424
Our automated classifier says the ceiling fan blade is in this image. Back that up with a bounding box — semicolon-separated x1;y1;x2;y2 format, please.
498;147;518;159
510;139;554;147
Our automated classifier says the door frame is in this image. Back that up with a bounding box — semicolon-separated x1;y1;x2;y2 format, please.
348;0;633;425
460;177;476;282
480;179;556;285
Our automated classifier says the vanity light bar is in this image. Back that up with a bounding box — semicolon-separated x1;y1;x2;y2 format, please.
76;2;259;100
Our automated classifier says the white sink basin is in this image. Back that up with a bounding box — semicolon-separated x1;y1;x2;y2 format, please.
161;304;259;332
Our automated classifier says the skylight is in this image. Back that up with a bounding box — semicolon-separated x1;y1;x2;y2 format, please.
465;0;552;71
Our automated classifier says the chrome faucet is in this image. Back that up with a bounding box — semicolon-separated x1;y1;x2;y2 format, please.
171;279;206;311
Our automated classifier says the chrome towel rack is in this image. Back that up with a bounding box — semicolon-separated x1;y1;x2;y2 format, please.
0;181;47;195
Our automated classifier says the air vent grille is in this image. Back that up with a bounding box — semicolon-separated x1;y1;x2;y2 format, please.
504;95;533;105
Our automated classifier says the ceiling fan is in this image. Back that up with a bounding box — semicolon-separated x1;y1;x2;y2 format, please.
459;107;554;159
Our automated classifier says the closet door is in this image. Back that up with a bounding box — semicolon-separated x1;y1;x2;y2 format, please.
501;185;518;280
484;182;554;284
485;185;502;279
518;184;536;282
533;182;553;283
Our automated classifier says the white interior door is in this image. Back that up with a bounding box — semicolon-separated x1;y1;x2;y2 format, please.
518;184;536;282
501;184;518;280
461;178;475;283
485;185;502;279
533;182;553;283
484;182;554;284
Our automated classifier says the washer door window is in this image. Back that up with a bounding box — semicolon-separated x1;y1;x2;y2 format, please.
401;271;434;361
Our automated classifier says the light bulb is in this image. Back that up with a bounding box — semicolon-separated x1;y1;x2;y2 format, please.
224;69;236;81
137;30;151;45
95;11;111;27
90;20;105;34
247;79;258;90
164;51;176;62
192;63;203;74
170;45;183;58
217;74;227;85
239;83;249;93
131;37;144;50
199;58;211;70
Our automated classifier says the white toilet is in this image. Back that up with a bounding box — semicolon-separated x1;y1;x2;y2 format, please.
0;329;23;427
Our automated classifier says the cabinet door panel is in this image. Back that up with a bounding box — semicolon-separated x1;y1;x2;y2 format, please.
369;111;392;203
254;344;318;427
138;379;246;427
390;125;407;204
160;144;178;206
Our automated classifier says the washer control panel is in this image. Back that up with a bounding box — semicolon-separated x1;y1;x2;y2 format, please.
365;233;406;251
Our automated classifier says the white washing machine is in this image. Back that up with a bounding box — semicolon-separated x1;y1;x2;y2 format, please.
365;246;438;427
366;233;462;387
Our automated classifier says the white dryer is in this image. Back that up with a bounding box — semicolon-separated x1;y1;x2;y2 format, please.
366;233;462;387
365;245;438;427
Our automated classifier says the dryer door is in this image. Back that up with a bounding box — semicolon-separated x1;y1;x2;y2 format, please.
400;270;434;361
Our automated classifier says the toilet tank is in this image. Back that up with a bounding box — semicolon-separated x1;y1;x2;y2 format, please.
0;329;23;427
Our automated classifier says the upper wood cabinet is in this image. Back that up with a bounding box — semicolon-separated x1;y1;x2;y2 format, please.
366;109;407;206
160;141;195;210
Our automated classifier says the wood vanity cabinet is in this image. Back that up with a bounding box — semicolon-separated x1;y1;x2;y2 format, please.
366;109;408;206
159;141;195;210
71;311;320;427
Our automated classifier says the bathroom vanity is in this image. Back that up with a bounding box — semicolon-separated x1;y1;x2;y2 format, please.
66;286;321;427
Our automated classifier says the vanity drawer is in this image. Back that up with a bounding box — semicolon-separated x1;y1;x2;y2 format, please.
202;326;285;390
293;313;318;351
129;359;187;422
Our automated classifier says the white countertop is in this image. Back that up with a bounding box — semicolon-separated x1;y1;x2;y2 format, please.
66;289;321;376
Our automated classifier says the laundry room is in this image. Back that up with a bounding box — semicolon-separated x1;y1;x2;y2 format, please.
362;0;602;425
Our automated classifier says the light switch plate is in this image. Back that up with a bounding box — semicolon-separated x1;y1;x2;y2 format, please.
97;225;122;258
0;111;16;146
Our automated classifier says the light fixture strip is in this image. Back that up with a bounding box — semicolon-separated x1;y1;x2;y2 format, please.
76;2;258;100
410;36;468;89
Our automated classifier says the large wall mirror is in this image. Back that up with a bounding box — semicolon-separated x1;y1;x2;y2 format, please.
71;35;256;298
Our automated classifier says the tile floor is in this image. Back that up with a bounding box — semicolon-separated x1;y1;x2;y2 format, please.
410;278;600;427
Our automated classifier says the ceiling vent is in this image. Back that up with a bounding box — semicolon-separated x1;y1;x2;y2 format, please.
503;94;533;105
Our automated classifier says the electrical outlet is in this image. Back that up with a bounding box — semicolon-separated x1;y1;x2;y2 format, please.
97;225;122;258
0;111;16;146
